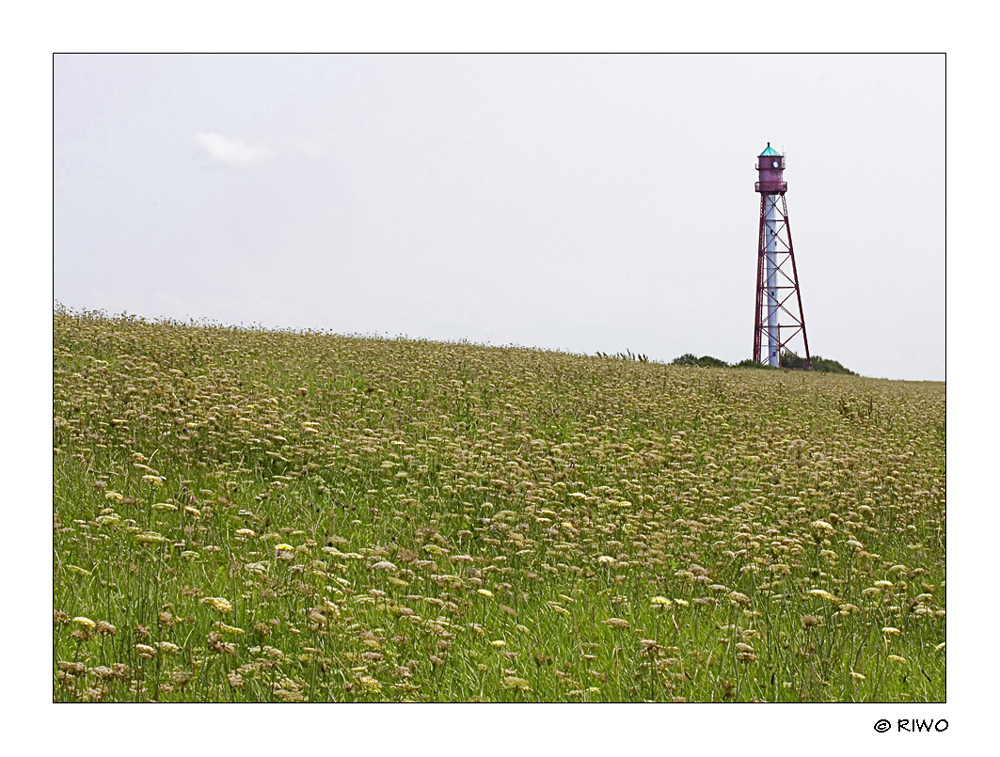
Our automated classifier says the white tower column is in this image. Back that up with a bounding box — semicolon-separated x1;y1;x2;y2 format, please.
765;194;779;366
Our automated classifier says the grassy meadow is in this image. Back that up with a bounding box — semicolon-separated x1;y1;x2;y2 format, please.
53;308;945;702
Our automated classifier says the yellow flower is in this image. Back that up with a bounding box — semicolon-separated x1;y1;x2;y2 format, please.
888;655;907;665
501;676;532;691
651;596;672;606
73;616;96;629
201;597;233;613
477;589;493;597
807;589;841;603
135;531;168;544
882;627;902;636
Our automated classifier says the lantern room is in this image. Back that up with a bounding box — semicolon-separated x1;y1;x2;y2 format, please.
755;142;787;194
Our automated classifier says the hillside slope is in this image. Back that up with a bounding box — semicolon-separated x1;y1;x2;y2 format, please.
53;309;945;702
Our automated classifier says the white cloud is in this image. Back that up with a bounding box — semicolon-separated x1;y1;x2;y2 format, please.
195;131;268;167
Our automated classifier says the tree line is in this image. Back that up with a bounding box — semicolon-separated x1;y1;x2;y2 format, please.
670;352;856;375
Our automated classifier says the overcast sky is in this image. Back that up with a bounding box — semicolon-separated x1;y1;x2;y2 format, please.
54;53;944;380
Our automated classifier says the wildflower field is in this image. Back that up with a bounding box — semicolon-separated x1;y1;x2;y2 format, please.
53;308;945;702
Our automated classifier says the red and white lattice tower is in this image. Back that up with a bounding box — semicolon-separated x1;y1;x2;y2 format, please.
753;143;811;367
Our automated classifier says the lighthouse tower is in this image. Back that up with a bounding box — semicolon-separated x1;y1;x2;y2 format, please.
753;143;810;367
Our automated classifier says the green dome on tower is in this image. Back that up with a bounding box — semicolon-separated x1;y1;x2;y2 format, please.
759;142;781;157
